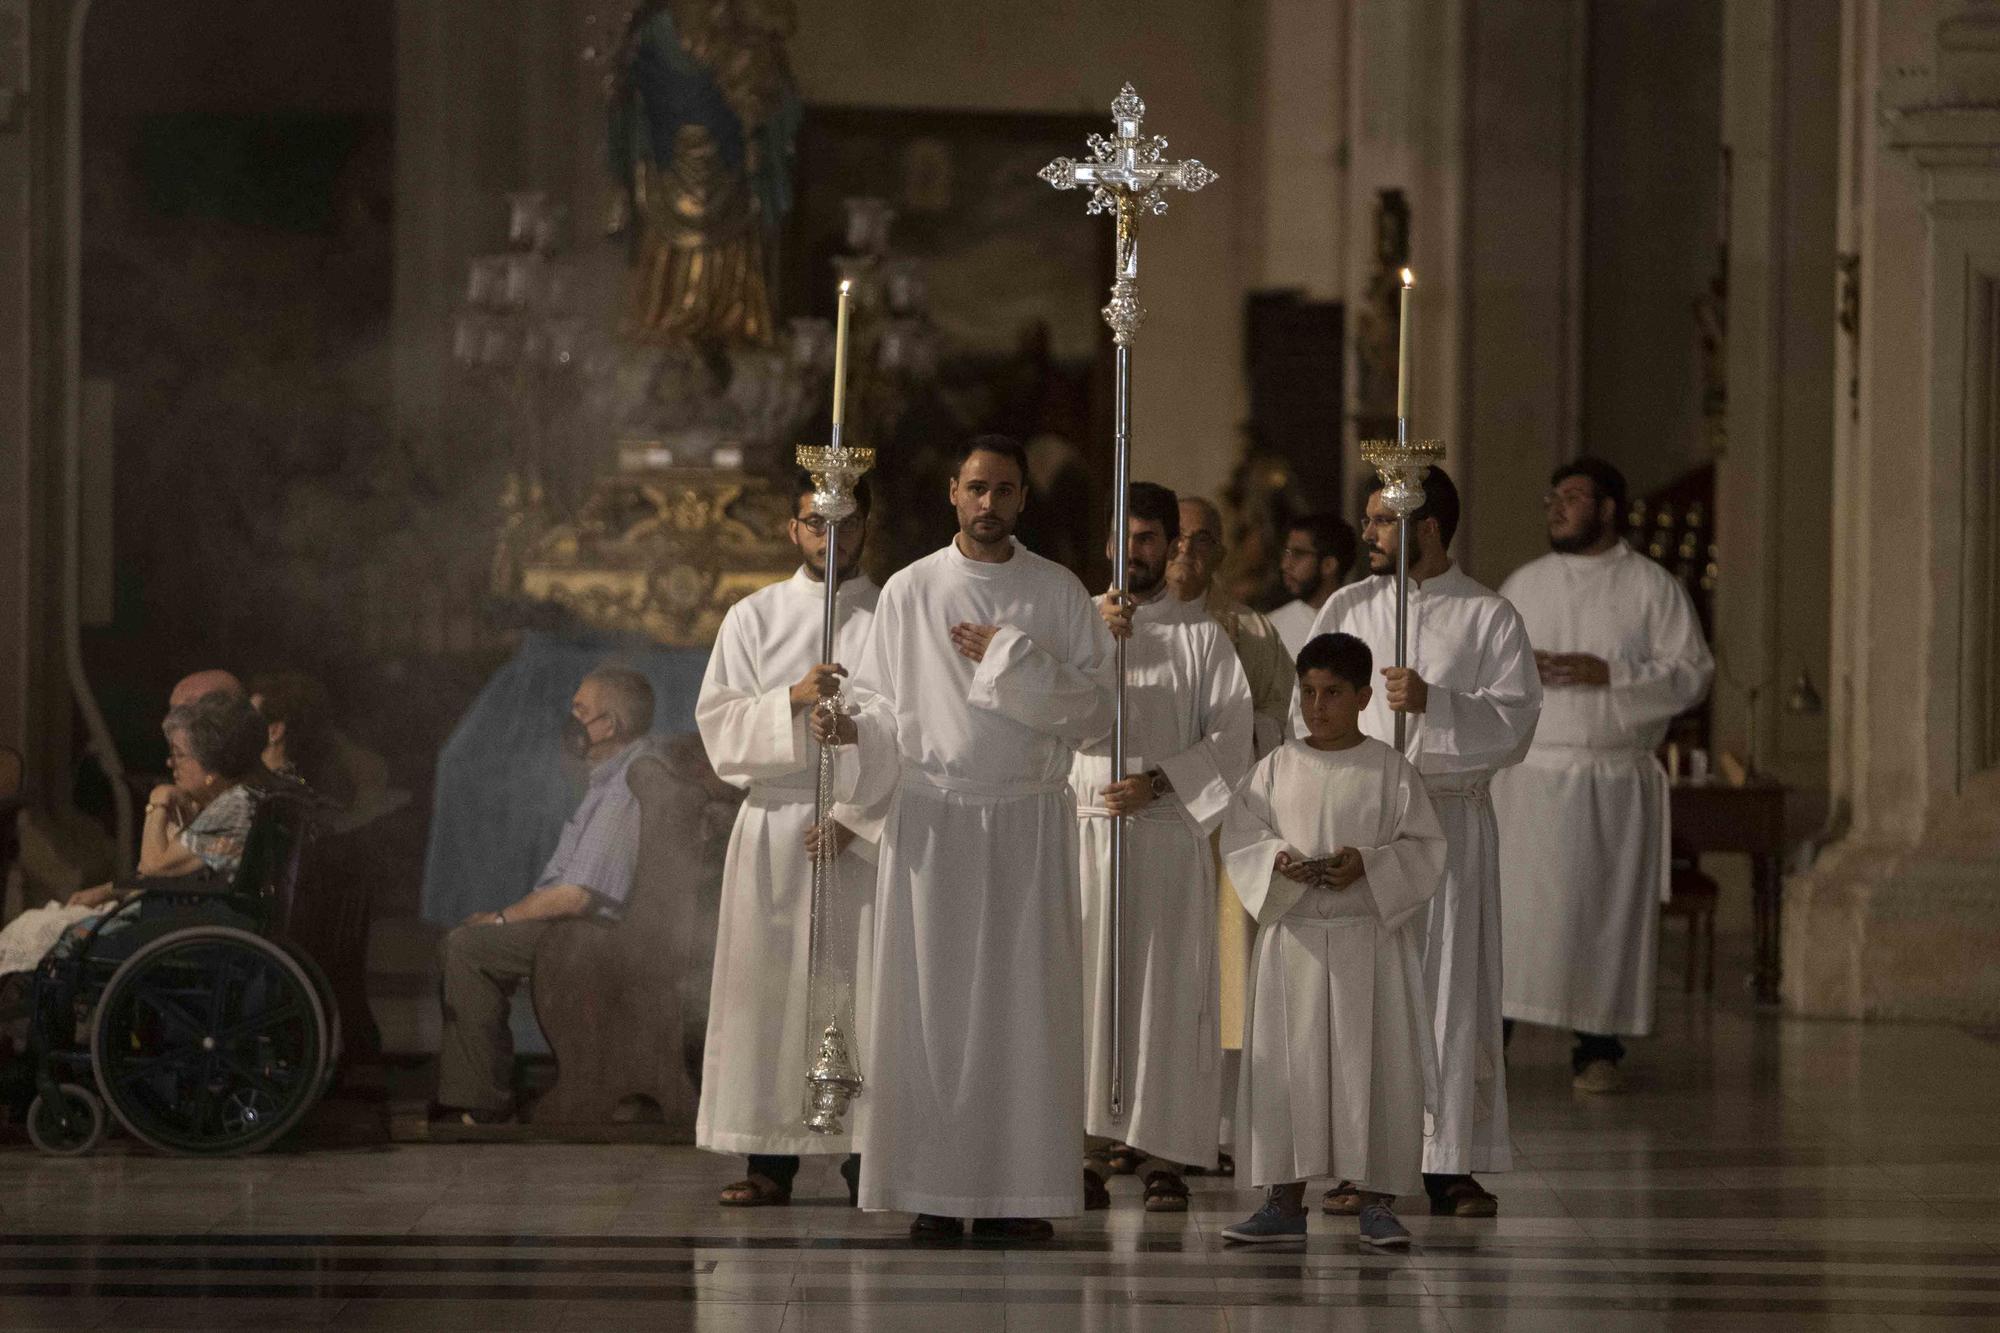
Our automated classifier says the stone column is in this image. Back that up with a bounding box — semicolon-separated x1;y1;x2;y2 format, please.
1457;0;1590;580
1254;0;1346;300
1341;0;1589;580
1711;0;1839;792
0;0;82;805
1785;0;2000;1022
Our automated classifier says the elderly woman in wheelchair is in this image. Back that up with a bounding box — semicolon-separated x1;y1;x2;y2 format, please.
73;690;272;908
7;690;338;1155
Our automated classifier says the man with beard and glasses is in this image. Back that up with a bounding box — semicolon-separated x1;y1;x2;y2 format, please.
1295;464;1541;1218
819;434;1113;1242
1492;458;1713;1094
694;473;881;1208
1270;513;1359;660
1076;482;1254;1215
433;668;655;1126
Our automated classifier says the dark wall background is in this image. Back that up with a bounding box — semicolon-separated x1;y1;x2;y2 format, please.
76;1;493;916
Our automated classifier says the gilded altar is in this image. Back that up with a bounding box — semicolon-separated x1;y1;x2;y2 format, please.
496;465;796;647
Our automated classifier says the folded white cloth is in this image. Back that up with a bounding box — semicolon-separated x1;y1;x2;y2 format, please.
0;902;101;976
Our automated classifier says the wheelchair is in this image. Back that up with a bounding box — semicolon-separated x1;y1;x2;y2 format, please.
22;790;341;1155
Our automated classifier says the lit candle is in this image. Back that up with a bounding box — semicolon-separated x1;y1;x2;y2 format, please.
1396;268;1415;421
831;279;854;431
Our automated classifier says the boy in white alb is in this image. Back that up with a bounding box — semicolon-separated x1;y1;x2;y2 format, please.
1220;633;1446;1246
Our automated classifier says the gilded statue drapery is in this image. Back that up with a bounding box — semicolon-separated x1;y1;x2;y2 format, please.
607;0;801;347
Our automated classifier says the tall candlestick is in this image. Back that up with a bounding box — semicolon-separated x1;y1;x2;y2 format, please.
1396;268;1415;421
831;279;853;431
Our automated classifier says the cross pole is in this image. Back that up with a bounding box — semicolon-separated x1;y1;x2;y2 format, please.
1041;83;1215;1121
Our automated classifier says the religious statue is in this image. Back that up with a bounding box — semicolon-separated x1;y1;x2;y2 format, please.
606;0;802;347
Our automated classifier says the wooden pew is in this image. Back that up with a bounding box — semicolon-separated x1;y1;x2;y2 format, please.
527;734;740;1134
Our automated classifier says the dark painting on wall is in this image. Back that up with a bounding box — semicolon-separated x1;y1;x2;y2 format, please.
783;106;1114;584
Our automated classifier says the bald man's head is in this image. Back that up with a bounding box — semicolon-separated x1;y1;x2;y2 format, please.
1169;496;1226;602
170;670;246;710
1179;496;1222;537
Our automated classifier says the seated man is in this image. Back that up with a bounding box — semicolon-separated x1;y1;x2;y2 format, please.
432;666;655;1127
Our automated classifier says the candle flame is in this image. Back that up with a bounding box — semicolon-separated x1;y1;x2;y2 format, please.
1400;268;1415;288
839;279;853;294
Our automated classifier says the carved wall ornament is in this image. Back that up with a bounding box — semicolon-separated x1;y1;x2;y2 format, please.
495;465;795;647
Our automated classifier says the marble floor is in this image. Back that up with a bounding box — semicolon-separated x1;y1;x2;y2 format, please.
2;953;1998;1331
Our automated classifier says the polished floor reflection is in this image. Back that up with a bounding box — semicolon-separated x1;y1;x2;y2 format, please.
2;947;1997;1331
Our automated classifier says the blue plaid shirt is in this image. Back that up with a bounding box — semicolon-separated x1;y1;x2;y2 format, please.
536;740;645;917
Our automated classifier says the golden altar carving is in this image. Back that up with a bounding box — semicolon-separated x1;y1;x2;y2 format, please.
496;465;796;647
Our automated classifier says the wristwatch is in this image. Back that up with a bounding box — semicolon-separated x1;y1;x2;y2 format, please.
1147;768;1171;799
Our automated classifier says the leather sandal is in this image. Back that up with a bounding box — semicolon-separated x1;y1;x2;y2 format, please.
1104;1143;1147;1176
1083;1167;1111;1211
1426;1175;1498;1217
1142;1170;1190;1213
1322;1180;1363;1215
718;1173;791;1207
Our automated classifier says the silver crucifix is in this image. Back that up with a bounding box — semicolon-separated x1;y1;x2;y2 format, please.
1041;84;1217;346
1041;84;1214;1123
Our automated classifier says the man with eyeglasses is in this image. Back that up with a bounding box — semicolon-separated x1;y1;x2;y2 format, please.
1169;497;1295;758
435;666;656;1126
1166;495;1296;1171
1293;464;1541;1219
1269;513;1359;661
1492;459;1713;1094
693;472;880;1208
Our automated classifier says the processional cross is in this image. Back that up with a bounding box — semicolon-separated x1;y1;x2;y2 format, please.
1042;84;1215;1120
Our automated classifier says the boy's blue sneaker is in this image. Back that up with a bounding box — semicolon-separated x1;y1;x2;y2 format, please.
1358;1201;1412;1248
1221;1201;1308;1244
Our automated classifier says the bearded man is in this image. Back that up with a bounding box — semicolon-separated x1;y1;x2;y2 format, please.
1492;458;1713;1092
695;473;880;1205
1076;482;1253;1213
1269;513;1358;660
824;434;1114;1242
1295;466;1541;1217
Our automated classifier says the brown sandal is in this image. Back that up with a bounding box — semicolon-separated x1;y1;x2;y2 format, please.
1427;1175;1498;1217
1105;1143;1147;1176
718;1173;791;1207
1142;1170;1190;1213
1322;1180;1362;1215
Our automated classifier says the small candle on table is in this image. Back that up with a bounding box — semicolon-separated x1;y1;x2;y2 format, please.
1396;267;1415;421
831;279;854;431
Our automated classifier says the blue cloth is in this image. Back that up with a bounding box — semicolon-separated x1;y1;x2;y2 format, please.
536;739;645;917
419;631;710;927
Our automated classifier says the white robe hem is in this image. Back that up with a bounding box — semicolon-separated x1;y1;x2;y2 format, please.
859;1188;1083;1219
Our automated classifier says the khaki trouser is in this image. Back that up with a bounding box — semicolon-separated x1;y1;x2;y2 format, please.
436;919;552;1112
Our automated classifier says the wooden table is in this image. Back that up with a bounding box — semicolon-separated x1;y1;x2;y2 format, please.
1669;780;1788;1004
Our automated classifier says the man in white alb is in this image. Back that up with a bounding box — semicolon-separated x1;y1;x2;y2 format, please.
1165;493;1294;1170
1493;459;1713;1093
1296;465;1541;1217
821;434;1113;1242
1269;512;1357;660
694;474;880;1207
1170;497;1294;756
1077;482;1254;1214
